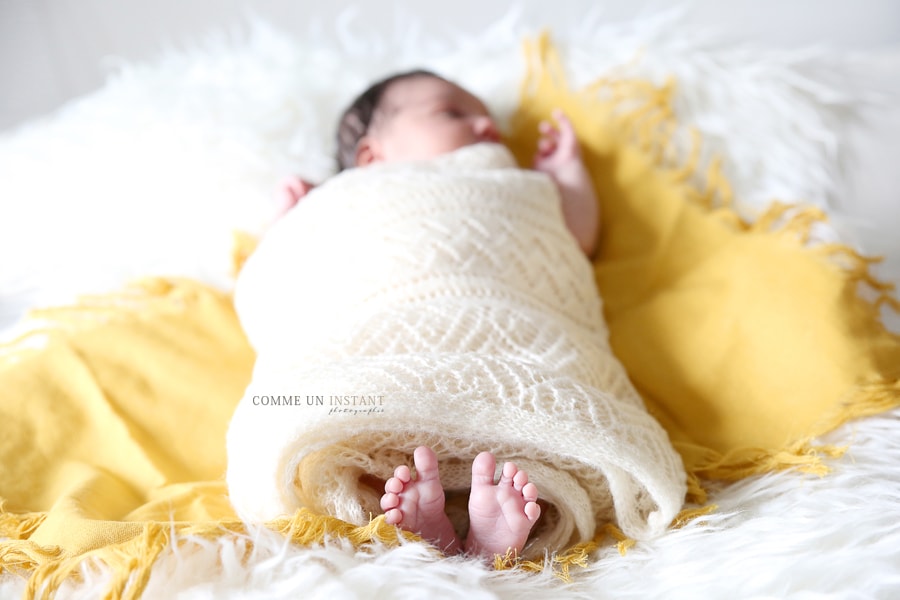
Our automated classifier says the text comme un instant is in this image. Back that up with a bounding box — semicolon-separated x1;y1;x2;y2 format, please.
251;395;385;406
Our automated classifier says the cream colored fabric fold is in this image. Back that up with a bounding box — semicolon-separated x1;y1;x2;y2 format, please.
226;143;686;552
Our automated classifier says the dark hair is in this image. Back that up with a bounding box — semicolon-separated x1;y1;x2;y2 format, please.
335;69;442;171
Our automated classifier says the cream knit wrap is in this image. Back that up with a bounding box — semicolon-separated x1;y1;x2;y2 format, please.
226;143;686;553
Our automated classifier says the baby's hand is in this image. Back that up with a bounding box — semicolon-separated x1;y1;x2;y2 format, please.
275;175;315;219
532;109;600;258
533;109;583;176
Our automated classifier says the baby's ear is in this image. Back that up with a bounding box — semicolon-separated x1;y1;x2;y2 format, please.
355;136;380;167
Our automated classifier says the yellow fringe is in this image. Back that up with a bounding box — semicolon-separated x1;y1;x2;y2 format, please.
494;529;609;582
684;472;708;505
671;504;718;529
603;524;636;556
816;379;900;434
493;503;719;581
269;510;418;548
0;504;47;541
684;440;848;481
0;508;420;600
523;532;604;582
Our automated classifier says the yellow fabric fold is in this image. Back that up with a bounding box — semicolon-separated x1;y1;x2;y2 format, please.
0;279;254;593
2;33;900;597
504;33;900;481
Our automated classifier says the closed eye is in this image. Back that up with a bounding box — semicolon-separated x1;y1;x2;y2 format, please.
438;107;465;118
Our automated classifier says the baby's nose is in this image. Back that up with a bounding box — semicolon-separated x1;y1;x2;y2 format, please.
473;116;500;143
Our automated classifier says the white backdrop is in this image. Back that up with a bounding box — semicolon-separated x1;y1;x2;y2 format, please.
2;0;900;131
1;0;898;318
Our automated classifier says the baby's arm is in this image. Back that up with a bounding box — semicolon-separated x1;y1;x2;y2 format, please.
533;109;599;258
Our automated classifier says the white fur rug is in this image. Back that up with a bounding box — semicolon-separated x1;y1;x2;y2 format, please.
1;8;899;599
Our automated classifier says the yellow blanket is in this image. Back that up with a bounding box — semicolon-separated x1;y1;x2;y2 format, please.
2;35;899;598
508;37;900;491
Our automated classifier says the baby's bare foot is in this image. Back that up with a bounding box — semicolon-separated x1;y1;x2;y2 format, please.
465;452;541;559
380;446;461;554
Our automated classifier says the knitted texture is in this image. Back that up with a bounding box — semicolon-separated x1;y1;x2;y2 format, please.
226;143;686;553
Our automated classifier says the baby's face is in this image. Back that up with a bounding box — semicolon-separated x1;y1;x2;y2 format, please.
356;76;500;166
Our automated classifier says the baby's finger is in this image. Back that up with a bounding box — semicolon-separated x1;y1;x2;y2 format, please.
537;137;556;156
551;108;570;126
538;121;561;146
551;109;581;155
553;110;575;137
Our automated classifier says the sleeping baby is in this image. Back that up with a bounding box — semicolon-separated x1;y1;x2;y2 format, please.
226;70;686;561
279;70;596;557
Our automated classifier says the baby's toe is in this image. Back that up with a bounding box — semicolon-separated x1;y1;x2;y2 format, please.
385;476;405;494
524;501;541;522
381;492;401;511
384;507;404;525
522;482;538;503
393;465;412;483
412;446;441;482
498;461;517;486
513;469;528;491
471;452;496;486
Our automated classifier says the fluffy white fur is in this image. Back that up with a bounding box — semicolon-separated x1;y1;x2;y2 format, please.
1;7;899;599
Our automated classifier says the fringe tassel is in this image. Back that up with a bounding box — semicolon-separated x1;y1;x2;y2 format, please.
498;526;629;570
270;509;417;548
0;541;63;576
671;504;718;529
494;529;607;582
524;532;604;582
17;524;172;600
815;379;900;435
687;441;848;481
684;472;708;505
1;509;417;600
604;524;636;556
0;505;47;541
